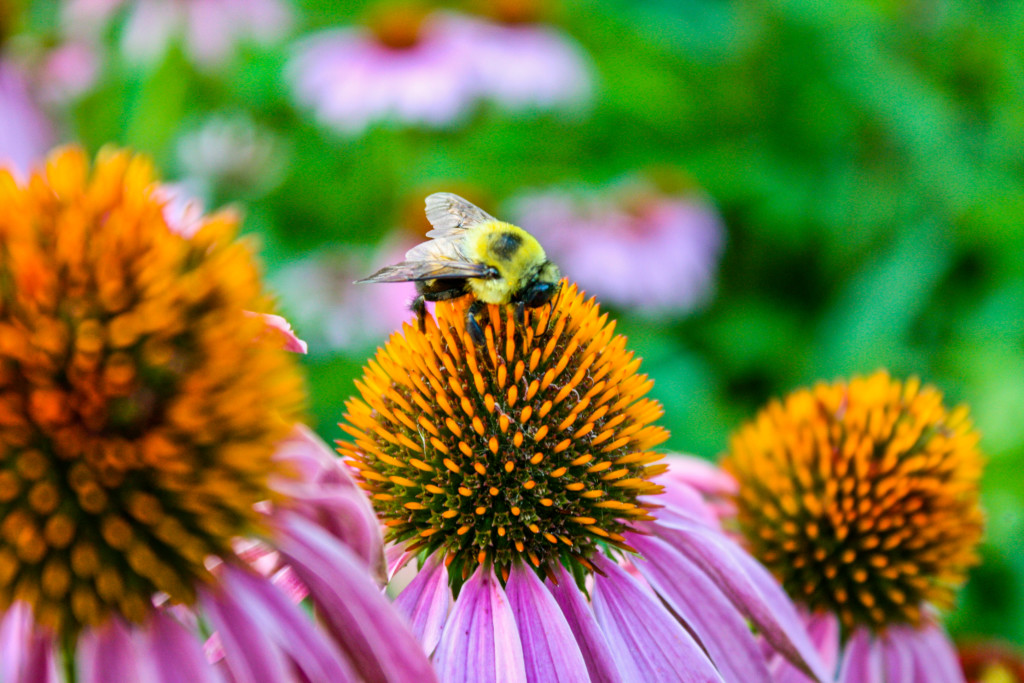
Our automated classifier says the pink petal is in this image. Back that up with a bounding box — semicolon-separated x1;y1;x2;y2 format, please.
505;563;589;683
433;565;526;683
273;511;437;683
214;565;357;682
590;554;725;682
78;616;145;683
249;312;308;353
0;603;60;683
662;454;738;497
647;518;831;683
143;611;224;683
879;629;915;683
269;425;383;575
628;533;773;682
394;552;452;656
200;577;292;683
547;564;623;683
838;629;883;683
905;623;967;683
770;611;841;683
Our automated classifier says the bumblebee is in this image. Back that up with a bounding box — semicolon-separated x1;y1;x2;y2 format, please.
360;193;562;344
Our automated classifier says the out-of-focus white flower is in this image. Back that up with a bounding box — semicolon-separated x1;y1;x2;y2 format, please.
176;114;285;196
62;0;293;68
270;242;421;354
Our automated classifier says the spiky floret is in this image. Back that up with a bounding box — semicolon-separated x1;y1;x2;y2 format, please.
723;371;983;632
0;148;305;637
339;282;669;583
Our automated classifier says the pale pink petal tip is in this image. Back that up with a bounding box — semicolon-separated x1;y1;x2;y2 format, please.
433;565;527;683
506;563;589;683
255;312;309;353
663;453;739;496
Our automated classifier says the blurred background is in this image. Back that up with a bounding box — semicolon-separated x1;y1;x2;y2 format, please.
1;0;1021;658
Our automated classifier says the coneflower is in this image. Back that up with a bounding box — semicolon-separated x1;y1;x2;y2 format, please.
723;371;983;683
339;282;830;682
0;147;434;683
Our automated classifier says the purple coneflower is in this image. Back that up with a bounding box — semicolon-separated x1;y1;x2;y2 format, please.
62;0;293;67
288;5;479;135
723;372;983;683
510;181;724;316
338;282;831;682
0;148;434;682
444;6;592;112
0;60;53;179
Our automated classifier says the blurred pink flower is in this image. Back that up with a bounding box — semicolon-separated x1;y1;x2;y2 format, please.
510;182;726;315
176;114;285;196
287;15;478;135
270;243;421;353
63;0;293;67
446;13;592;111
288;9;595;135
0;61;53;179
35;41;101;103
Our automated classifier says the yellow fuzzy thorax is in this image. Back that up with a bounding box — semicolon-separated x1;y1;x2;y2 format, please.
464;221;548;304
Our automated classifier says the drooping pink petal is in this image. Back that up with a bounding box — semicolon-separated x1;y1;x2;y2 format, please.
252;312;309;353
628;533;773;682
433;565;526;683
646;518;831;683
78;616;144;683
394;552;452;656
269;425;383;574
272;511;437;683
505;563;589;683
590;554;725;683
142;611;225;683
0;603;60;683
213;565;357;682
838;629;883;683
546;563;623;683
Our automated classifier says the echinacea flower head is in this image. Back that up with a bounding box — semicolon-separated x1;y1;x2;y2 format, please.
341;283;666;578
340;280;832;682
0;147;435;682
723;371;984;681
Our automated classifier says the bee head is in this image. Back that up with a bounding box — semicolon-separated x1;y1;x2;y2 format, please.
521;261;562;309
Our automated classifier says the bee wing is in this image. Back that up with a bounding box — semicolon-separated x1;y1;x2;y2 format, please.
423;193;496;238
359;259;494;283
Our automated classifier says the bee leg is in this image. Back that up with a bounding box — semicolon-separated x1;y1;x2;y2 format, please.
411;295;427;332
466;300;486;346
514;300;526;330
